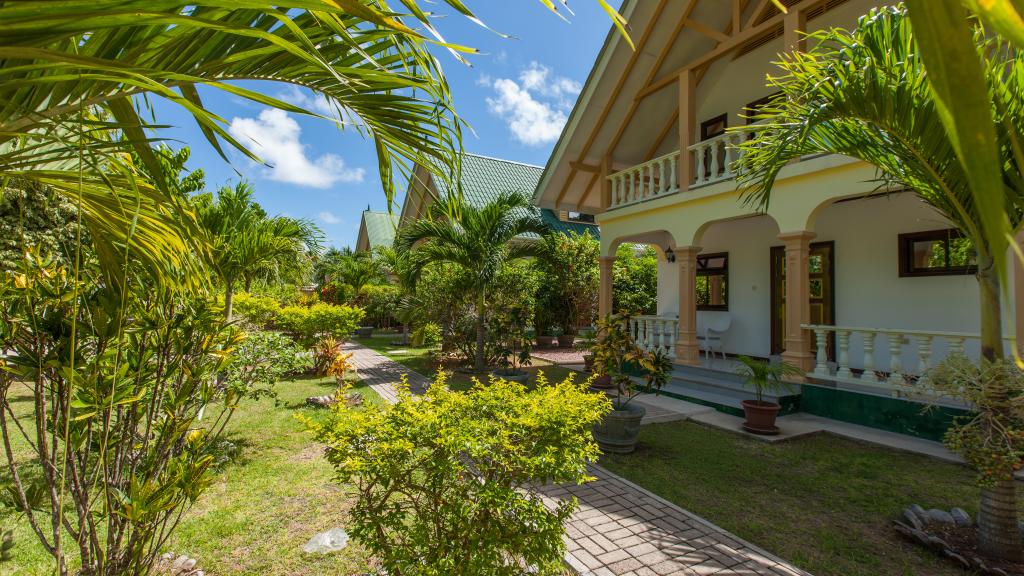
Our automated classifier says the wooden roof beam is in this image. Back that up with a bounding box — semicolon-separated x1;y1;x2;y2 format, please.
684;18;730;43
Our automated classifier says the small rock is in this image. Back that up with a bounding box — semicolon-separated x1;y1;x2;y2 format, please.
950;507;971;526
910;504;929;524
927;508;955;524
302;528;349;554
902;508;924;531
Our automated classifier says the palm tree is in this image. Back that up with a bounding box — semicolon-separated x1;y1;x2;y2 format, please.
396;192;549;371
194;182;322;320
734;6;1023;560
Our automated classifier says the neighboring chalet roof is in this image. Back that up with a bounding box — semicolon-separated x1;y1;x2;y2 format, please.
399;153;599;240
354;209;399;252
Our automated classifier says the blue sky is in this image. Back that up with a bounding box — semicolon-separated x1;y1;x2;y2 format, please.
151;4;612;249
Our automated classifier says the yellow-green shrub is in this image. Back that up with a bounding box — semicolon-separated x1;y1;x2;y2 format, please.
275;303;364;345
232;292;280;327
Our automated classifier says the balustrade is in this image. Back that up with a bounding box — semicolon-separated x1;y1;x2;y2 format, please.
627;316;679;360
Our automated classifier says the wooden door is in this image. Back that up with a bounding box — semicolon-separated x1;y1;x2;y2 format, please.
770;242;835;357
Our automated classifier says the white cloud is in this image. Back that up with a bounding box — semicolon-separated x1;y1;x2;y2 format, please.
228;108;365;188
319;211;341;225
483;62;581;146
277;86;335;117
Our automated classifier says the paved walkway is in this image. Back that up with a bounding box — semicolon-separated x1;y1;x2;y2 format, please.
343;342;810;576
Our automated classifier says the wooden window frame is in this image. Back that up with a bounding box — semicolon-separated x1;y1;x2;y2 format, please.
700;113;728;141
898;228;977;277
696;252;729;311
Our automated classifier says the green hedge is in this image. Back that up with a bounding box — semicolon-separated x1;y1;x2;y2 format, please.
276;303;365;345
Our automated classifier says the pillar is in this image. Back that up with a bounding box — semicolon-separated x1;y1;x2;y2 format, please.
678;69;696;191
599;255;615;319
675;246;701;365
779;231;816;372
783;7;807;54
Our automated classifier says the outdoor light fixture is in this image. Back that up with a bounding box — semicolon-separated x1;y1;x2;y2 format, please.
664;247;676;263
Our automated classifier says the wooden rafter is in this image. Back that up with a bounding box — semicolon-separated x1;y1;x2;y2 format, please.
551;0;672;209
685;18;730;43
733;0;743;32
575;171;601;212
570;161;601;173
744;0;776;30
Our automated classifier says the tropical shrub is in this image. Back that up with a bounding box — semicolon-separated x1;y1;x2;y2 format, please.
536;231;600;334
232;292;280;327
0;253;243;576
411;322;442;347
225;330;311;400
326;351;355;385
359;283;403;328
308;373;610;575
320;280;356;305
276;303;365;346
313;337;340;375
613;244;658;315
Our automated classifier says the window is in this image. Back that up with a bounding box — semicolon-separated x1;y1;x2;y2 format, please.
700;114;727;140
566;211;596;224
743;93;781;125
898;229;976;277
696;252;728;310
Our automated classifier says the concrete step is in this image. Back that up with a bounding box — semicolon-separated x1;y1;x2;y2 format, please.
661;381;748;411
671;362;749;386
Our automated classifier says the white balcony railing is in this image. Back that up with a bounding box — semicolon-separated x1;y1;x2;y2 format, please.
629;315;678;360
607;151;680;209
688;131;751;187
803;324;1014;402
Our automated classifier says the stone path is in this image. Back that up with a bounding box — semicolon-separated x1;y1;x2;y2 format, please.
344;342;811;576
532;346;587;365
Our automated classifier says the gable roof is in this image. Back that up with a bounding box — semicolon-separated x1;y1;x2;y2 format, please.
355;209;399;252
403;153;599;239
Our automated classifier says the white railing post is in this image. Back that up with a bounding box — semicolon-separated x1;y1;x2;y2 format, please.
887;332;906;394
813;328;829;376
917;335;934;390
645;319;655;352
670;156;678;191
709;141;721;180
836;329;852;379
860;330;878;382
667;319;678;359
694;143;707;185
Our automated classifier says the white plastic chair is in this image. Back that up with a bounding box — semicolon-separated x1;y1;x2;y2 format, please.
700;313;732;360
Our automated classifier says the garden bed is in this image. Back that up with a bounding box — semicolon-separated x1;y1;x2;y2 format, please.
600;420;1019;576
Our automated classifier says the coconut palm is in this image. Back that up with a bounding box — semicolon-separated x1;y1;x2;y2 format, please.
194;182;322;319
396;192;549;371
734;6;1024;560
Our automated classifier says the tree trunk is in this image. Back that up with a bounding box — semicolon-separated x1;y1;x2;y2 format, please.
474;288;486;372
244;276;252;292
224;278;235;321
975;257;1022;561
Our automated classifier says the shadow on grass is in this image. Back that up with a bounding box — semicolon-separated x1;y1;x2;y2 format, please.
204;431;256;470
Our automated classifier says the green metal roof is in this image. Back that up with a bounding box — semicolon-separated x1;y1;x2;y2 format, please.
433;154;599;239
361;210;399;250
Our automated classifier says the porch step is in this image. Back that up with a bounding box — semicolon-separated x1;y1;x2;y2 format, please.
663;363;799;415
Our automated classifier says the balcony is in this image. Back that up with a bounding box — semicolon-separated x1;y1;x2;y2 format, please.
606;129;756;210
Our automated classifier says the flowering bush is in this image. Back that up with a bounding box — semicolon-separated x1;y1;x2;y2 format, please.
307;373;610;576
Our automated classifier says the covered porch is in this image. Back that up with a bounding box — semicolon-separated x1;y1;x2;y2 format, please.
598;189;1021;404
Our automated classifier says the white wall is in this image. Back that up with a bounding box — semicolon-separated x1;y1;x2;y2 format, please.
655;193;1015;364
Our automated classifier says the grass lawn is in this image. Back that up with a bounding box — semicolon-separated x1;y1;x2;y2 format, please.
601;421;993;576
2;376;380;576
356;333;582;391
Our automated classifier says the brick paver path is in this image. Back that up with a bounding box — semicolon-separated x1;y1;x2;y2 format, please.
344;342;810;576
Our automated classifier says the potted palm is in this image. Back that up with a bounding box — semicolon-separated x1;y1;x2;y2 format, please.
591;312;672;453
735;355;803;435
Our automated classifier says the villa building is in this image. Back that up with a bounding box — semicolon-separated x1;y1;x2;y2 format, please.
532;0;1020;438
400;152;599;241
354;208;400;253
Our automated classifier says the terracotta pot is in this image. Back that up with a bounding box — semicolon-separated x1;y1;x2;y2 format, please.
590;373;613;390
593;404;646;454
536;335;556;347
491;369;530;383
741;400;781;436
583;354;595;371
557;334;575;348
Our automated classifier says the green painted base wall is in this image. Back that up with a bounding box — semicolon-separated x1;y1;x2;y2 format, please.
799;385;969;442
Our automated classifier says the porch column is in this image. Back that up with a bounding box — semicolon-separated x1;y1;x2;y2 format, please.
675;246;701;365
678;69;696;191
779;231;816;372
598;255;615;319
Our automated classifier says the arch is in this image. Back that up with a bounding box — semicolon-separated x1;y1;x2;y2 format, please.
691;212;780;247
601;229;677;259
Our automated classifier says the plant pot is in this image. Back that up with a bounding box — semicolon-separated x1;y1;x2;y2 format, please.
583;354;595;371
491;368;530;383
354;326;374;338
590;373;613;390
593;404;646;454
557;334;575;348
741;400;781;436
536;335;556;347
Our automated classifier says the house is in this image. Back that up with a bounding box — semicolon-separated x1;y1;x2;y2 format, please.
532;0;1019;438
354;208;400;253
400;152;599;241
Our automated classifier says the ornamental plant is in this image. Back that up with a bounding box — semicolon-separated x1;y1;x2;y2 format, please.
308;373;611;576
231;292;281;327
225;330;311;400
592;312;671;409
0;252;244;576
275;302;364;346
326;351;355;385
